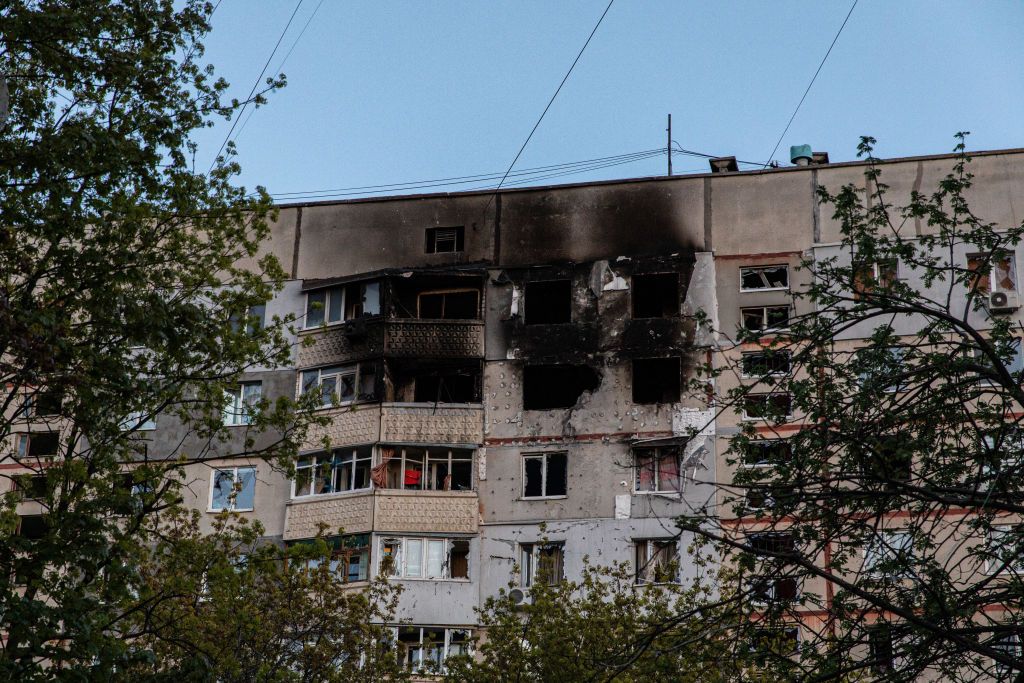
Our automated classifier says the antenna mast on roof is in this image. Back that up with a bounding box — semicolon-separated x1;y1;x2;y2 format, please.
666;114;672;177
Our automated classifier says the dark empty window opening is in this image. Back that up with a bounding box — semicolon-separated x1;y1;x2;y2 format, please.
426;226;464;254
414;371;479;403
632;273;680;319
741;350;792;377
525;280;571;325
523;452;568;498
523;365;600;410
16;474;48;501
20;432;59;459
18;515;47;539
417;289;479;319
632;358;681;404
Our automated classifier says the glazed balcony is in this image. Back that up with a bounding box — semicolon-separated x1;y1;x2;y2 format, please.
298;318;485;368
283;489;479;541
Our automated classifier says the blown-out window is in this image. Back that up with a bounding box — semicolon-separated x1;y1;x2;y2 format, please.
380;537;470;579
210;466;256;511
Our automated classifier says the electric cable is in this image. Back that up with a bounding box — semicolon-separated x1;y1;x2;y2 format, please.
483;0;615;209
762;0;858;168
208;0;305;171
269;148;663;200
233;0;327;144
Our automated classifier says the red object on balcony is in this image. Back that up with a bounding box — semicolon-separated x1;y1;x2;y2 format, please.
404;468;422;486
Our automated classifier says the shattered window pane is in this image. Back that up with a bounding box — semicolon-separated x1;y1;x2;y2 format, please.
523;456;544;497
448;540;470;579
305;290;326;327
740;265;789;291
211;469;234;510
546;453;567;496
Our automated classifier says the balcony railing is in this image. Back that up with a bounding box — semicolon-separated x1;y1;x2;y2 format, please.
283;489;478;540
298;318;484;367
300;402;484;451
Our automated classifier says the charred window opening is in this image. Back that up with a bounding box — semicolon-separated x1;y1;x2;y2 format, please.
631;358;681;404
525;280;571;325
418;289;479;319
17;432;59;459
523;365;599;410
414;372;478;403
425;226;464;254
632;273;679;319
391;361;481;404
391;274;482;319
17;515;47;539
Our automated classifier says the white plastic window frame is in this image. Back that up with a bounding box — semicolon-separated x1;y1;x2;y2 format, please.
223;381;262;426
739;350;793;379
208;465;257;512
863;530;913;578
632;447;682;494
740;305;791;333
521;451;568;499
290;449;372;499
395;625;472;674
379;536;470;581
739;265;790;293
304;285;345;328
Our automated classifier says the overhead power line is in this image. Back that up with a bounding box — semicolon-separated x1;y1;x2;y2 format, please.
209;0;305;171
267;146;745;202
763;0;858;168
486;0;616;202
233;0;327;144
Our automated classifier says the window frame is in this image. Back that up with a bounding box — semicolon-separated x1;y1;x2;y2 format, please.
120;410;156;431
740;265;790;292
741;393;794;421
380;536;471;581
208;465;257;512
634;538;679;585
416;288;480;320
740;350;793;379
425;226;465;254
986;525;1024;575
632;446;682;494
381;446;474;492
863;530;914;578
519;541;565;587
521;451;568;499
853;259;898;299
968;251;1018;294
741;305;791;333
291;448;373;498
395;625;471;674
223;381;262;426
292;533;371;584
300;363;376;409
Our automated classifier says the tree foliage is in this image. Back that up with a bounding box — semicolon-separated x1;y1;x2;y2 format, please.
0;2;387;679
691;135;1024;681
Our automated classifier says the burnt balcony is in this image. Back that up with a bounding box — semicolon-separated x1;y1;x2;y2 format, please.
298;318;484;368
283;489;478;541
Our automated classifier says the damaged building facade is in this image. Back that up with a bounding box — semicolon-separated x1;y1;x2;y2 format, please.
10;144;1024;673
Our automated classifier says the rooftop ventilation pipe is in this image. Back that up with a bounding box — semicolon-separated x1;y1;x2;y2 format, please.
790;144;813;166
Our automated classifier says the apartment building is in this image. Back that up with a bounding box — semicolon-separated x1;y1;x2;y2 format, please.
9;144;1024;675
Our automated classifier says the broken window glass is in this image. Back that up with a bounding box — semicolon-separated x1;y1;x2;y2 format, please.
210;466;256;511
741;440;792;468
632;272;679;318
742;393;793;420
344;281;380;318
742;305;790;333
447;540;470;579
741;350;792;377
525;280;572;324
634;539;677;584
522;452;567;498
520;542;565;586
418;289;479;319
740;265;789;291
968;252;1018;294
631;357;681;404
634;446;682;493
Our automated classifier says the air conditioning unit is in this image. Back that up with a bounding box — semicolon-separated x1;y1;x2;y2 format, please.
508;587;532;608
988;291;1020;313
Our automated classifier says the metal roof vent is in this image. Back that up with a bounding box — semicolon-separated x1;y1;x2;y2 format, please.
790;144;813;166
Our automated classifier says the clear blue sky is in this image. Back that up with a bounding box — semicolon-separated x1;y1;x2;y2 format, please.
193;1;1024;201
